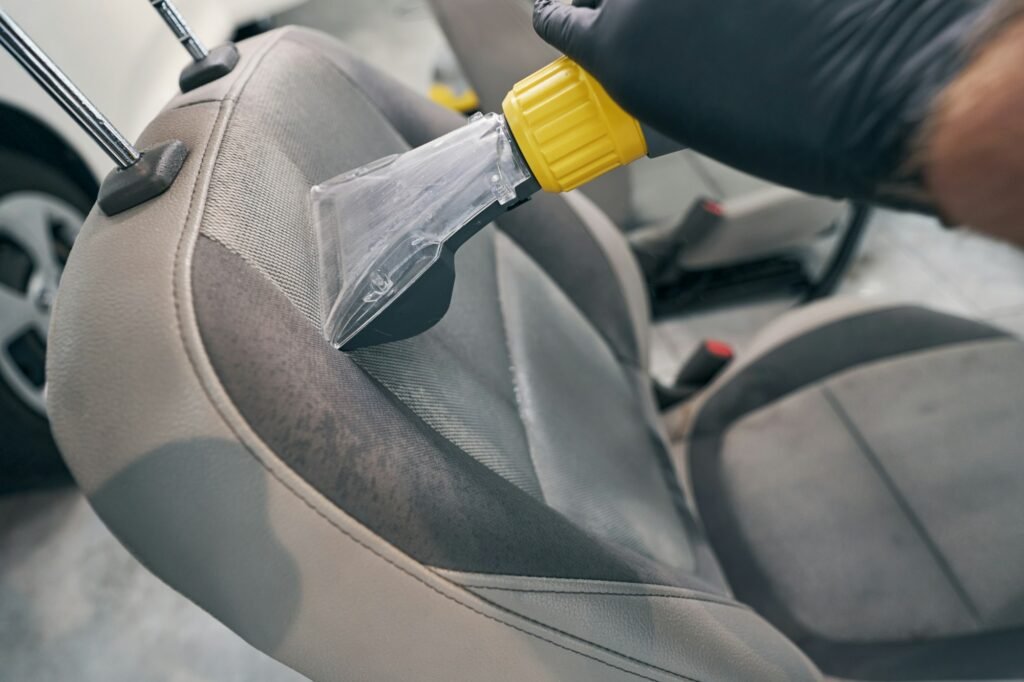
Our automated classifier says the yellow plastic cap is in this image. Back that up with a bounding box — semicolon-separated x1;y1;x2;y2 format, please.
428;83;481;114
502;56;647;193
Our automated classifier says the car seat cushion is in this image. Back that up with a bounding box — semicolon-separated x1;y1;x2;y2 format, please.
192;230;685;584
689;302;1024;678
185;25;702;575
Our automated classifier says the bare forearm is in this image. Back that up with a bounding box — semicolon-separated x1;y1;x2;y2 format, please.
926;16;1024;245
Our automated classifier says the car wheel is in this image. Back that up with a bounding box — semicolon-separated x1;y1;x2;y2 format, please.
0;149;91;493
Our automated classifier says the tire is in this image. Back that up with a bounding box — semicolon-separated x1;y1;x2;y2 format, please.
0;149;93;493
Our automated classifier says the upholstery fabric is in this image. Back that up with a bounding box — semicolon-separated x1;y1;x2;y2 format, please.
191;30;703;577
48;28;820;681
689;306;1024;678
193;233;695;586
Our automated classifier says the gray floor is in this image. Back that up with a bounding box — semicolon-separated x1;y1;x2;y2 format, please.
6;0;1024;680
0;490;305;682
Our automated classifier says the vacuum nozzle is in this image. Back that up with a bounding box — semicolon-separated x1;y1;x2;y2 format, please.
313;112;537;350
314;57;679;351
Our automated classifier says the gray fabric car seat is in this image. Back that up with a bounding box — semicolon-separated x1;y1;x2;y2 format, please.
47;28;817;682
47;27;1024;682
680;299;1024;680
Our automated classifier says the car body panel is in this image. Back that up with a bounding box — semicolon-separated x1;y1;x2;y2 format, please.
0;0;303;179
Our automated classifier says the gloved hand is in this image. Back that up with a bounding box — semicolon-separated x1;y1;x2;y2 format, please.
534;0;1020;209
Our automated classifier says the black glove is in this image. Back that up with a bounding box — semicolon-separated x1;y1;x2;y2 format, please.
534;0;1018;208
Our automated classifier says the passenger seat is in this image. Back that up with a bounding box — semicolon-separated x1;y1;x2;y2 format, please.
48;28;1024;681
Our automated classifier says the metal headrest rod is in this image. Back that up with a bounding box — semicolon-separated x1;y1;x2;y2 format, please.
0;9;188;216
0;9;141;170
149;0;209;62
149;0;240;93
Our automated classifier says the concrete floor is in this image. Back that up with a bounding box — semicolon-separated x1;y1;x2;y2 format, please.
0;490;305;682
6;0;1024;679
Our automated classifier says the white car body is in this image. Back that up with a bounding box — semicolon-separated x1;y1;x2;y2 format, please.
1;0;300;180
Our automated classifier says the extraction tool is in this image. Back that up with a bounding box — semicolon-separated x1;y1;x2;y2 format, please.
314;56;682;351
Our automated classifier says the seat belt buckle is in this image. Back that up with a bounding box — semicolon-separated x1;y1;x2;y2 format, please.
655;339;734;410
675;339;733;389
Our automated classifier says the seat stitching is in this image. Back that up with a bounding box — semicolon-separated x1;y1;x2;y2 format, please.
196;233;261;278
196;234;305;313
470;586;751;610
167;33;703;682
493;234;548;502
169;98;231;110
821;385;983;626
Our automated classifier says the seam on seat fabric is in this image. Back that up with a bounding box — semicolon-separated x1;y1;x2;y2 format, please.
170;98;231;110
195;231;299;298
821;385;983;627
471;586;751;610
168;30;708;682
493;234;547;503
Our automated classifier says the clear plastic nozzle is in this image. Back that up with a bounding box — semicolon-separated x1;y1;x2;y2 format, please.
312;112;533;349
149;0;209;62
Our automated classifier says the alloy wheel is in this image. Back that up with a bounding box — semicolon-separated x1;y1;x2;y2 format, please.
0;191;83;415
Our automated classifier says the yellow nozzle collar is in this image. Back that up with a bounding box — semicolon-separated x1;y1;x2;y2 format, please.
502;56;647;193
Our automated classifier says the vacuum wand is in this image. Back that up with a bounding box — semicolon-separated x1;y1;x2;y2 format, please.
313;56;681;351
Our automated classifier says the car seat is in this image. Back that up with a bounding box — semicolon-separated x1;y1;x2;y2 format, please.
48;28;1024;681
425;0;846;273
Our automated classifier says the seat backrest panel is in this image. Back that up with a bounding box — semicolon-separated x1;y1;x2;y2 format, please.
188;28;702;574
48;27;821;682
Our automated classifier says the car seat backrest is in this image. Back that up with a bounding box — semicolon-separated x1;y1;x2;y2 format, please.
47;28;820;681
